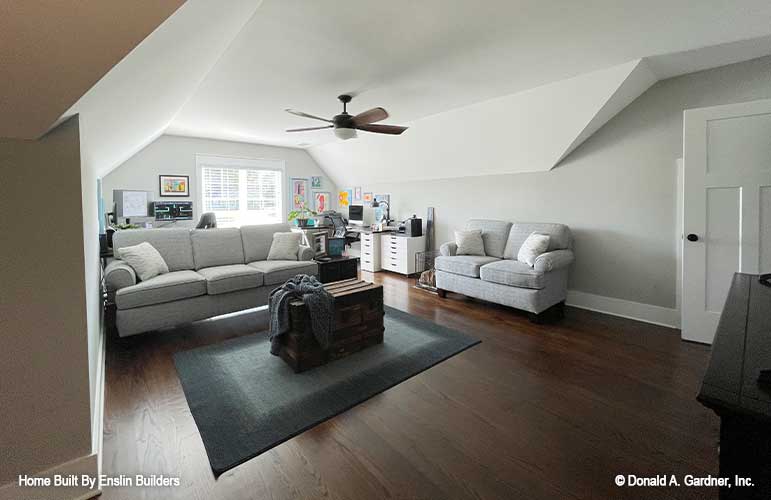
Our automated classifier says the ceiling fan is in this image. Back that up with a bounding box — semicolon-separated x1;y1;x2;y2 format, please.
285;94;407;140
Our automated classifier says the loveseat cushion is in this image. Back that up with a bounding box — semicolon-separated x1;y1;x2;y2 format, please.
197;264;264;295
115;270;206;310
435;255;500;278
465;219;513;258
479;260;545;290
191;228;245;270
503;223;572;259
248;260;318;285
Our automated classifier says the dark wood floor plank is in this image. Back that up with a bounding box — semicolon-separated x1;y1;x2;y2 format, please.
101;271;718;500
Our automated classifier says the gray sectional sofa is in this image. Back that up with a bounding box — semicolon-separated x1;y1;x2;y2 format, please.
105;224;317;336
435;219;574;321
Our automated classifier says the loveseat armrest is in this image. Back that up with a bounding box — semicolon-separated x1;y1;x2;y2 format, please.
104;260;137;293
534;249;574;272
298;245;315;261
440;241;457;256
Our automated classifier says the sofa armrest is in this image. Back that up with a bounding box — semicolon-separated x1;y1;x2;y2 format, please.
298;245;315;261
104;260;137;292
440;241;457;256
534;249;574;272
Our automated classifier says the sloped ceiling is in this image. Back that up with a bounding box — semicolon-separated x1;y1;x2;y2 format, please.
43;0;771;179
0;0;185;139
64;0;263;176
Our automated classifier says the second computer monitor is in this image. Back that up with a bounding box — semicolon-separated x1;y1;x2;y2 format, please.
348;204;364;225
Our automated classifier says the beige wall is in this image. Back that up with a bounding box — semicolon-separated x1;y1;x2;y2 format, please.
102;134;337;227
359;56;771;310
0;117;92;483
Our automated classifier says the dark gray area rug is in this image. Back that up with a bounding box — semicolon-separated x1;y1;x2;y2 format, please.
174;305;480;476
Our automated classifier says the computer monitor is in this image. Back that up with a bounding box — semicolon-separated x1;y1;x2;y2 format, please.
348;205;364;225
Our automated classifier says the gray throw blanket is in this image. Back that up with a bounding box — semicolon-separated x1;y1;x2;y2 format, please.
269;274;334;355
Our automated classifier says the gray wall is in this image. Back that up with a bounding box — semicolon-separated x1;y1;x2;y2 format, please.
0;117;92;483
363;56;771;309
102;135;337;227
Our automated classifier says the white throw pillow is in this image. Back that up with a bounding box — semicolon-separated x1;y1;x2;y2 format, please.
267;232;301;261
455;229;485;256
517;232;550;267
119;242;169;281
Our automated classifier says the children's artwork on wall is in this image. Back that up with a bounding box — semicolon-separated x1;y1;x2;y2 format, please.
354;186;362;201
290;178;309;210
311;176;322;188
373;193;390;221
338;189;353;208
313;191;331;212
159;175;189;197
363;192;373;206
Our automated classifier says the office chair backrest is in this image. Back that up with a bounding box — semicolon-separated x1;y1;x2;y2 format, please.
196;212;217;229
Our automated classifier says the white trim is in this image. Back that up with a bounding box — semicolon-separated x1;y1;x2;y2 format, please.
0;454;100;500
91;320;106;476
566;290;680;329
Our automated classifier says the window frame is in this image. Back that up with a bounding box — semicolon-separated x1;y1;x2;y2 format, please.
195;154;285;227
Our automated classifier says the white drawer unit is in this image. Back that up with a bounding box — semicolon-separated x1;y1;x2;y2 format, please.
379;234;426;275
360;232;382;272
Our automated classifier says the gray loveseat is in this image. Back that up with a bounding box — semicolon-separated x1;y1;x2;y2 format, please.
435;220;574;321
105;224;317;336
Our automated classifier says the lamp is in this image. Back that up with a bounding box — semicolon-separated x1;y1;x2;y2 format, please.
334;127;357;140
371;198;390;224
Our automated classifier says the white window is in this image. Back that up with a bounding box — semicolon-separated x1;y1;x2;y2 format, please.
196;155;284;227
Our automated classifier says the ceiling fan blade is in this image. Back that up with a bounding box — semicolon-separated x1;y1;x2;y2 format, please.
286;125;334;132
285;109;333;123
352;107;389;126
356;123;408;135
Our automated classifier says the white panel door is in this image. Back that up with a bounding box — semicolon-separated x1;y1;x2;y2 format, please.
682;98;771;344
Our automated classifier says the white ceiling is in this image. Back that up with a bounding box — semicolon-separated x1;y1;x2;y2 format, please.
166;0;771;149
0;0;184;139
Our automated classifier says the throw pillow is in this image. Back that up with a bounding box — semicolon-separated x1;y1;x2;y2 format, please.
517;232;550;267
455;229;485;256
267;232;302;261
119;242;169;281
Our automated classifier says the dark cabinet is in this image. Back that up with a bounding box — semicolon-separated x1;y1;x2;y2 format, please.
316;256;359;283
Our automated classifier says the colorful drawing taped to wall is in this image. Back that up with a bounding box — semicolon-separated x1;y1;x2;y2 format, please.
159;175;189;197
311;176;322;188
373;193;390;221
290;178;309;210
314;191;330;212
362;192;373;205
354;186;362;201
338;189;353;208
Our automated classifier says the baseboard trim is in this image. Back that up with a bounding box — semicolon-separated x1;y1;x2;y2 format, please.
0;453;101;500
566;290;680;329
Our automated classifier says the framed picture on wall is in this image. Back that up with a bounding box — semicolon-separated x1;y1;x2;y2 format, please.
354;186;362;201
159;175;189;197
290;177;309;210
311;176;322;188
313;191;331;212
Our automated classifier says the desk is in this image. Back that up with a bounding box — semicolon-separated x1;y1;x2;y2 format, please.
698;273;771;500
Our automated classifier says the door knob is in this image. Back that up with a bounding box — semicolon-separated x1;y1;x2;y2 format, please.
687;233;699;242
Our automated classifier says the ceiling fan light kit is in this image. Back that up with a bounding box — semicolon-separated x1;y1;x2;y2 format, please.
285;94;407;140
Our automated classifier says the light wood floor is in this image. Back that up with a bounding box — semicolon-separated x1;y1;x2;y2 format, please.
101;271;718;500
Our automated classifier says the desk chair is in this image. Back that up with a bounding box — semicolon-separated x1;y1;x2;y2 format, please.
196;212;217;229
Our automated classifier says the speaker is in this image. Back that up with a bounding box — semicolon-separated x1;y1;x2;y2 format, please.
405;217;422;237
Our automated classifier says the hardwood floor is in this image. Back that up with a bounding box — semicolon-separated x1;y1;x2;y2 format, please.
102;271;718;500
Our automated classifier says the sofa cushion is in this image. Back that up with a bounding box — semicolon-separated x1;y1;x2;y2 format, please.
267;232;301;261
197;264;264;295
465;219;513;258
113;228;194;271
115;270;206;310
454;229;485;256
241;224;292;262
248;260;319;286
503;223;572;259
118;242;169;281
191;228;245;270
435;255;500;278
480;260;545;289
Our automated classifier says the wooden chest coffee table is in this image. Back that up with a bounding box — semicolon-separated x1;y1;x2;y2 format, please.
278;279;384;373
